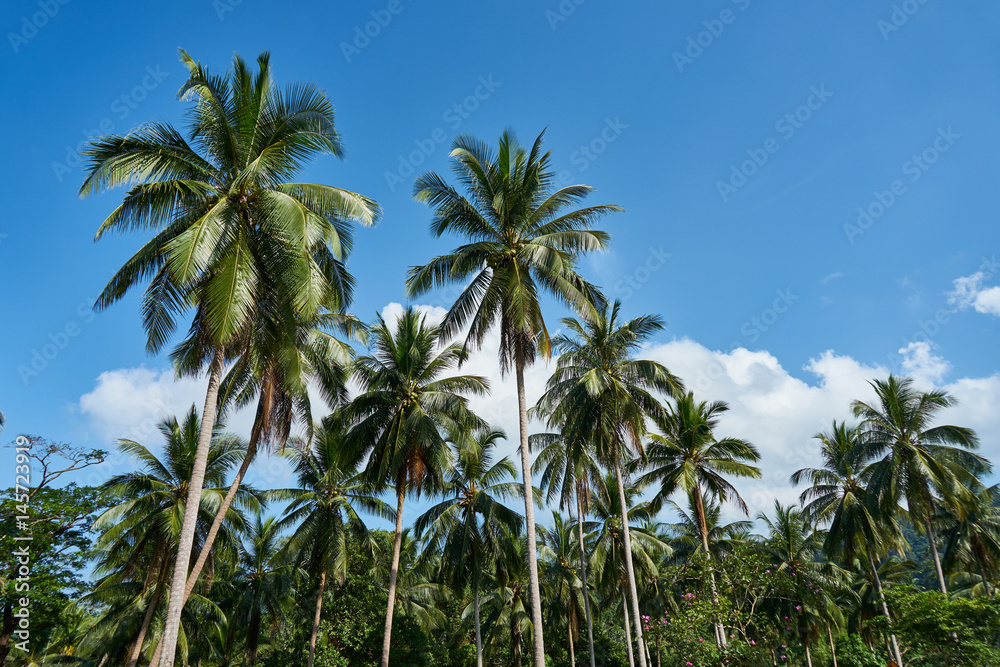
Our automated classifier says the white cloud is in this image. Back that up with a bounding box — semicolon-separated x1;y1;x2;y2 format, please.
76;305;1000;529
948;270;1000;318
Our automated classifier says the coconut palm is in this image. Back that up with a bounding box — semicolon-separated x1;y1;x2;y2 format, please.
534;302;682;666
853;375;986;595
83;407;260;667
539;512;590;667
941;483;1000;596
636;391;760;648
80;50;379;667
344;307;488;667
415;426;523;667
665;493;753;563
406;129;621;666
792;421;906;666
588;470;670;667
226;514;300;667
478;524;534;667
530;431;603;667
273;415;393;667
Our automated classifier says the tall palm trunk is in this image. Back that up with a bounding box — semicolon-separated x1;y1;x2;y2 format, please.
576;485;597;667
515;351;546;667
805;642;813;667
866;549;903;666
182;400;264;603
308;570;326;667
977;551;993;596
380;489;406;667
567;605;576;667
512;617;522;667
622;595;635;667
613;459;648;667
244;611;262;667
155;346;225;667
474;579;483;667
126;551;169;667
827;625;838;667
692;485;727;648
923;512;948;594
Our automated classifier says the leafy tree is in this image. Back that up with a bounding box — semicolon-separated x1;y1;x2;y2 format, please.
940;483;1000;595
407;129;620;667
853;375;986;595
344;307;487;667
80;48;378;667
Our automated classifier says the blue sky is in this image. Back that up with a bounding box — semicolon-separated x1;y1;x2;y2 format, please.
2;0;999;523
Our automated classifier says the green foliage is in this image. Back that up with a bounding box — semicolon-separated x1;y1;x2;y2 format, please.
834;634;882;667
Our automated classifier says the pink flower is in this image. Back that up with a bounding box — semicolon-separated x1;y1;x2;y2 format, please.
698;638;704;642
751;640;756;645
795;605;801;611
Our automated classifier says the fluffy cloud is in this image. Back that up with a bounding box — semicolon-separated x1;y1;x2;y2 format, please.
76;305;1000;527
948;266;1000;318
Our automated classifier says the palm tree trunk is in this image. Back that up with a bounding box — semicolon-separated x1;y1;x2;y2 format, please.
154;345;225;667
568;607;576;667
692;484;727;649
828;624;838;667
515;350;546;667
923;513;948;594
380;488;406;667
623;596;635;667
805;642;813;667
612;459;648;667
182;408;263;603
866;549;902;666
474;578;483;667
126;552;169;667
308;570;326;667
576;486;597;667
245;611;261;667
977;552;993;596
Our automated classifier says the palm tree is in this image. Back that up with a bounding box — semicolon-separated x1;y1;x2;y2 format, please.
273;415;394;667
344;307;488;667
478;524;535;667
84;407;260;667
227;514;300;667
539;512;589;667
636;392;760;648
406;129;621;666
792;421;905;666
80;50;379;667
530;431;603;667
588;471;670;667
534;302;682;666
665;493;752;563
415;427;523;667
941;483;1000;596
853;375;986;595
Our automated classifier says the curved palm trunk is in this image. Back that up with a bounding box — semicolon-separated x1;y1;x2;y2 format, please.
514;352;546;667
828;624;838;667
866;549;903;666
612;459;648;667
923;513;947;594
692;485;727;649
380;489;406;667
308;570;326;667
622;595;635;667
155;346;225;667
126;552;169;667
182;411;262;603
474;579;483;667
576;486;597;667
